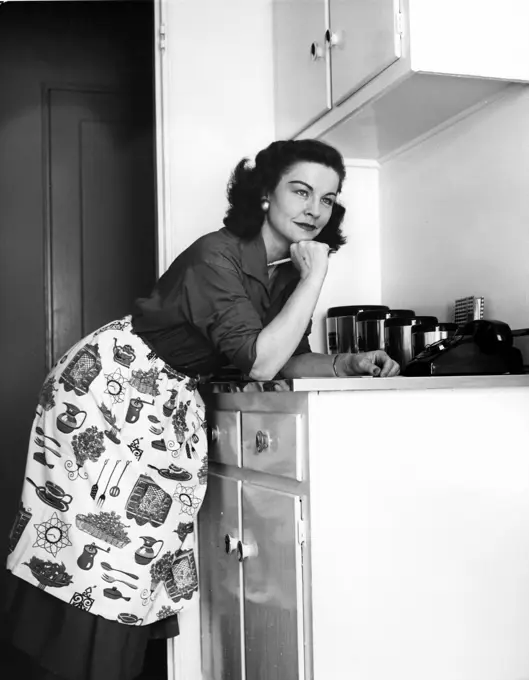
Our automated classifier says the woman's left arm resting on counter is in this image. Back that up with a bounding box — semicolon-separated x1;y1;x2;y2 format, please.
280;350;400;379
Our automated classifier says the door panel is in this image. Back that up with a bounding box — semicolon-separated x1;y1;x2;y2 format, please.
199;474;243;680
330;0;401;105
273;0;329;139
48;88;155;362
241;484;305;680
81;120;155;336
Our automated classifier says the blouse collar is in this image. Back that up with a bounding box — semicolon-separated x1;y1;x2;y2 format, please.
239;231;298;288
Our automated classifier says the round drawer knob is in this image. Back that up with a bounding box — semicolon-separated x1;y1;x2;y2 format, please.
255;430;269;453
210;425;220;442
224;534;237;555
310;41;324;60
237;540;258;562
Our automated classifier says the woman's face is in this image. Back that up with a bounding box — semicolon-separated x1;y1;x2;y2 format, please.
263;161;340;248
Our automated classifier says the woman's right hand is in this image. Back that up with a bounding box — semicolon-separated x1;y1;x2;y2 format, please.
290;241;330;282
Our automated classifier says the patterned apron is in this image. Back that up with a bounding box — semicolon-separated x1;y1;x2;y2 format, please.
7;316;208;626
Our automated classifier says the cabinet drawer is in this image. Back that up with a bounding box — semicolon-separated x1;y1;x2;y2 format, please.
241;412;303;480
208;410;241;467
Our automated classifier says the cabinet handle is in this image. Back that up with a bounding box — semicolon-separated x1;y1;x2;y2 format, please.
255;430;269;453
310;42;324;61
224;534;238;555
209;425;220;442
237;540;258;562
324;29;340;47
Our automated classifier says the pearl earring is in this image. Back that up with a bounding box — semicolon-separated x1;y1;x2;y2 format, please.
261;198;270;212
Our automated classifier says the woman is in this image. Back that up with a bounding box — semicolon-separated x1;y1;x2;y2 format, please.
5;139;399;680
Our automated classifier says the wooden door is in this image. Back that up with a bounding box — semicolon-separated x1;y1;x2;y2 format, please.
199;474;243;680
241;484;306;680
329;0;401;105
0;0;155;649
47;87;156;362
273;0;329;139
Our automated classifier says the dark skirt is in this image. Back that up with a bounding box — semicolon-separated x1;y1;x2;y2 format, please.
4;572;179;680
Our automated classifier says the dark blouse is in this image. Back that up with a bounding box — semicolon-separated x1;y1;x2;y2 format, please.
131;227;311;378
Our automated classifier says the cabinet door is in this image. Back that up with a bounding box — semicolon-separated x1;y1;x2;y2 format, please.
273;0;329;139
241;484;306;680
199;474;242;680
329;0;401;105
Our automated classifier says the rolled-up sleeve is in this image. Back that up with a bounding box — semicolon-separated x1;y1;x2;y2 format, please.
181;260;263;374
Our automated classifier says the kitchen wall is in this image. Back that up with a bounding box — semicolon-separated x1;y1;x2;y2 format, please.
379;85;529;329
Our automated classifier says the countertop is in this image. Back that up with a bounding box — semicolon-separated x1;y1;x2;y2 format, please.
205;374;529;394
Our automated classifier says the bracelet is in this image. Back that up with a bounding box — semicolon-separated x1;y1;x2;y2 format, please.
332;353;341;377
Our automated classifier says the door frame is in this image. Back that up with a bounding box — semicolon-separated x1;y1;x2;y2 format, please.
154;3;203;679
154;0;174;278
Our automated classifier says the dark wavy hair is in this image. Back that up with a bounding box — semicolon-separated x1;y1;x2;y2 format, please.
223;139;347;252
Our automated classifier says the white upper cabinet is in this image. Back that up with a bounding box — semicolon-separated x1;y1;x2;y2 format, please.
273;0;330;140
408;0;529;82
329;0;401;106
273;0;529;159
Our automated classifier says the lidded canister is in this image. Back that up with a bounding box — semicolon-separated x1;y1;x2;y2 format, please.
326;305;389;354
356;309;416;352
385;315;438;369
356;310;387;352
411;322;458;357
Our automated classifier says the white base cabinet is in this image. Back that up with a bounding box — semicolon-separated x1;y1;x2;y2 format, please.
198;379;529;680
199;393;308;680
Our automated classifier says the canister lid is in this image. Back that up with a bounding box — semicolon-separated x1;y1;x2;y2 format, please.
411;322;457;334
356;309;387;321
385;317;414;327
413;316;439;325
411;324;435;333
327;305;389;318
386;309;415;318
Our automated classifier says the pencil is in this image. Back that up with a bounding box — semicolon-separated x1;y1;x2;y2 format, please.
267;257;292;267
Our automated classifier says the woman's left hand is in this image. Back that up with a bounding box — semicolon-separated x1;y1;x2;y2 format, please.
337;350;400;378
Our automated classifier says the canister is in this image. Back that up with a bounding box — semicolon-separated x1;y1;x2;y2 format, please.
357;309;416;352
356;310;387;352
411;322;458;357
326;305;389;354
385;316;438;368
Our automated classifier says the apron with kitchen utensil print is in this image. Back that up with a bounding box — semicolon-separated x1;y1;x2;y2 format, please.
7;316;208;626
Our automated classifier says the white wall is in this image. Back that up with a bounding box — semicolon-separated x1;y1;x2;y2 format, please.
310;162;382;353
160;0;276;264
379;86;529;329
